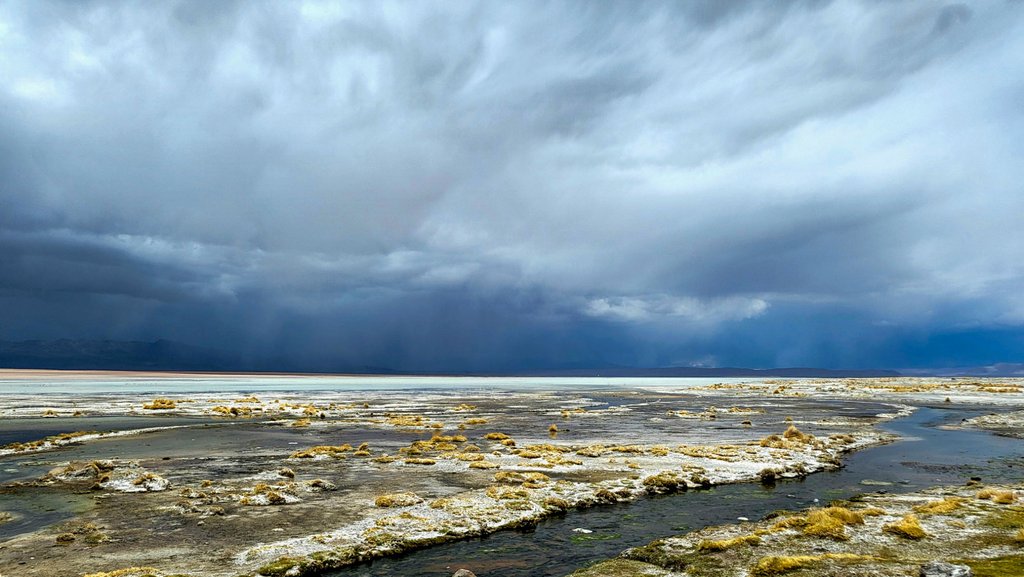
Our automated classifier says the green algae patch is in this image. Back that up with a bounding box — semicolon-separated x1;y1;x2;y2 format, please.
255;549;358;577
750;553;872;577
567;559;675;577
570;532;622;545
257;557;303;577
982;506;1024;530
623;539;705;571
961;555;1024;577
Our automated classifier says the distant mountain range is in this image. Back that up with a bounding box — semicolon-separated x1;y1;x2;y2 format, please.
0;338;1018;377
0;339;233;371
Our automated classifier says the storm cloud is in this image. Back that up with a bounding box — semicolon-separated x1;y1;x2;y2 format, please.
2;1;1023;371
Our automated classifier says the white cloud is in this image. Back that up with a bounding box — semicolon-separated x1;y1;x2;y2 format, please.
583;295;768;324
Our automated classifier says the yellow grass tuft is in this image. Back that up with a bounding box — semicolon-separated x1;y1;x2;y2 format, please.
913;497;963;515
83;568;162;577
978;489;1017;504
796;507;864;540
374;492;423;507
751;554;870;577
142;398;176;410
697;534;761;551
782;424;811;442
882;514;927;540
290;445;351;459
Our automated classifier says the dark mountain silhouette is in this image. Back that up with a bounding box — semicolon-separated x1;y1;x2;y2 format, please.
0;339;905;377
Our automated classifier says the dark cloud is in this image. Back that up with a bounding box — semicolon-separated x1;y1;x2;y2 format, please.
1;0;1022;370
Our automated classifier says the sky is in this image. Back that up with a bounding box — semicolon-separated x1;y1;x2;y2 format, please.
1;1;1023;372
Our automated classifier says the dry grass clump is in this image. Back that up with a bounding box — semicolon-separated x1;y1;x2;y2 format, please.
83;568;163;577
545;454;583;466
212;405;252;417
768;507;864;541
132;472;163;486
882;514;927;539
493;471;548;485
549;424;559;433
403;458;436;465
782;424;812;442
697;533;762;551
801;507;862;540
484;432;511;440
978;488;1017;504
241;482;291;505
142;398;176;410
913;497;964;515
450;452;485;461
3;430;98;453
374;492;423;507
385;414;438;428
829;433;856;444
544;497;570;510
306;479;337;491
561;408;587;419
769;515;808;532
486;485;529;500
290;445;352;459
642;471;685;493
291;418;311;427
576;444;606;457
751;554;870;577
758;435;788;449
1014;527;1024;543
495;471;526;483
468;460;499;469
463;418;489;425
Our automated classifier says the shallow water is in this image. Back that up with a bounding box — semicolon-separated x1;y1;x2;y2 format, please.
0;383;1018;577
327;406;1024;577
0;375;756;395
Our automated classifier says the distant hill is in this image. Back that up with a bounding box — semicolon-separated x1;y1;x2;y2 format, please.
0;339;233;371
514;366;901;378
0;339;400;374
899;363;1024;377
0;339;902;377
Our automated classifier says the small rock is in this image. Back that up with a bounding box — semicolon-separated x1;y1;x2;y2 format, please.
737;517;749;521
919;561;972;577
453;570;477;577
572;528;593;533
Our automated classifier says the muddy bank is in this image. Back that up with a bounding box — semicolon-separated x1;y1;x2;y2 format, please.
570;481;1024;577
2;377;1023;577
0;388;899;577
